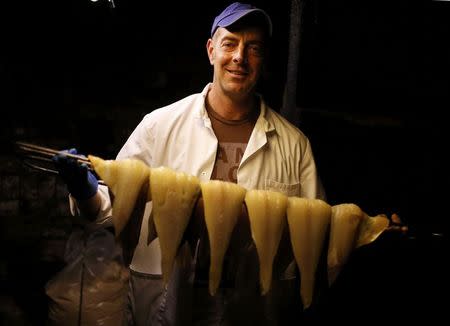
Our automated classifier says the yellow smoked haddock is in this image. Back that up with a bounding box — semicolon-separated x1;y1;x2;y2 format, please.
89;155;391;301
287;197;331;309
150;166;201;284
245;189;287;295
88;155;150;237
327;203;389;285
201;180;247;296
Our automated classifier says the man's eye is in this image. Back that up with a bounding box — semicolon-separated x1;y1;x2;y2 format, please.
249;45;264;56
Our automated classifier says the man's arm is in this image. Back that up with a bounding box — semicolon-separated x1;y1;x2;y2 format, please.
74;192;102;220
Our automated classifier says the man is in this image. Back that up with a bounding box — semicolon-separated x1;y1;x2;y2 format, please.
54;2;325;325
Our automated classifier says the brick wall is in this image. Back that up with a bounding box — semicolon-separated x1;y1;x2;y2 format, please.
0;150;70;324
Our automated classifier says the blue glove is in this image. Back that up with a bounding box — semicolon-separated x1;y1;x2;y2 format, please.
52;148;98;200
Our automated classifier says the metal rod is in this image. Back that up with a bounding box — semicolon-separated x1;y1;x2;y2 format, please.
14;141;104;185
15;141;92;165
281;0;305;126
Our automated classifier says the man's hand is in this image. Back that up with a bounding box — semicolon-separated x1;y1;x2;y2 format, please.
52;148;98;200
386;213;409;234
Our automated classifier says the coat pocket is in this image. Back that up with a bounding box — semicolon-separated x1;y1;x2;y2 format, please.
265;179;300;196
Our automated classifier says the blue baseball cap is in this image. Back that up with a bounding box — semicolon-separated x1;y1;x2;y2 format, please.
211;2;273;37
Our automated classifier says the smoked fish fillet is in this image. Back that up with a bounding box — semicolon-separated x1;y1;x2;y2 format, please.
150;166;200;284
88;155;150;237
245;189;288;295
287;197;331;309
201;180;246;296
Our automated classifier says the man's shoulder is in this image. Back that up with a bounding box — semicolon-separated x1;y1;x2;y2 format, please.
264;106;308;140
146;92;203;119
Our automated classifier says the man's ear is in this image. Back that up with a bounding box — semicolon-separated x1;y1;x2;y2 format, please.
206;38;214;65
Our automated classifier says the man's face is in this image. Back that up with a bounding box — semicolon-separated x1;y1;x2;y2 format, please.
207;26;266;98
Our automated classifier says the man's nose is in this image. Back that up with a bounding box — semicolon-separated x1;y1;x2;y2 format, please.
232;45;247;64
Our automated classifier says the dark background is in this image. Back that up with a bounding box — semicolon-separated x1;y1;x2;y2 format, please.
1;0;448;324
